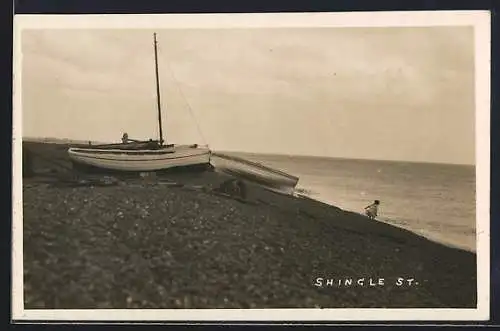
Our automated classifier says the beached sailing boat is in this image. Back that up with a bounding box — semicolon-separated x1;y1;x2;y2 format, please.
68;33;211;173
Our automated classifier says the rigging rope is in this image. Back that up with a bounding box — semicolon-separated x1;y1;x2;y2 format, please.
161;49;209;147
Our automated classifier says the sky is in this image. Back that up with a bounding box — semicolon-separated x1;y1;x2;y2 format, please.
21;27;475;164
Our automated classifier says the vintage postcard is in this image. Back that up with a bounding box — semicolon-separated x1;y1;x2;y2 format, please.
12;11;490;322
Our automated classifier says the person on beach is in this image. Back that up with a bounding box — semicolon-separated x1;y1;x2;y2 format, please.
364;200;380;219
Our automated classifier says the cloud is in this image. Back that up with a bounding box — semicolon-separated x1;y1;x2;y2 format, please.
20;27;475;164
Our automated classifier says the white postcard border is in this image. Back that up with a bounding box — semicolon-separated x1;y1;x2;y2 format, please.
12;11;491;322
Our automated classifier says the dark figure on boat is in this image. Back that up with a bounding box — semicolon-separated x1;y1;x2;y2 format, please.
121;132;160;149
121;132;141;144
122;132;129;144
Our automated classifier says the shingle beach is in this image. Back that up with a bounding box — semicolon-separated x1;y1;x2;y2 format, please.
22;142;477;309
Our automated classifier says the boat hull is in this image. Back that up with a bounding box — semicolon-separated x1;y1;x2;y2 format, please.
68;145;211;172
209;153;299;195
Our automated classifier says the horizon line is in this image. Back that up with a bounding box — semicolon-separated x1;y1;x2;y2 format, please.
219;150;475;167
21;136;475;167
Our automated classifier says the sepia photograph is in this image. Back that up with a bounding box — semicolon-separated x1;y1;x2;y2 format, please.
12;12;490;321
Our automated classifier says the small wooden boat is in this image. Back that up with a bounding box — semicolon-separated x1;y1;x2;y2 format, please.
68;33;211;173
210;152;299;195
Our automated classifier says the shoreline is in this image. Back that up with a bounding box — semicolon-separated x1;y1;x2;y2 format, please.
20;141;477;309
297;192;476;254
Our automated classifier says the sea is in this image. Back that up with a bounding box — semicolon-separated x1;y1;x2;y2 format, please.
226;152;477;253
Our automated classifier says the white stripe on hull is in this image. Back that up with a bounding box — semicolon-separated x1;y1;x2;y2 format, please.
68;146;211;172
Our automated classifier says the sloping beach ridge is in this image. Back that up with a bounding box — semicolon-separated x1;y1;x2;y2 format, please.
22;141;476;309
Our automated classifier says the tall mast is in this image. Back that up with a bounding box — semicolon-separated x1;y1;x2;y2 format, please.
153;32;164;146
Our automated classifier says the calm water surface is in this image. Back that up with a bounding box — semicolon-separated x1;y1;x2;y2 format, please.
227;152;476;252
